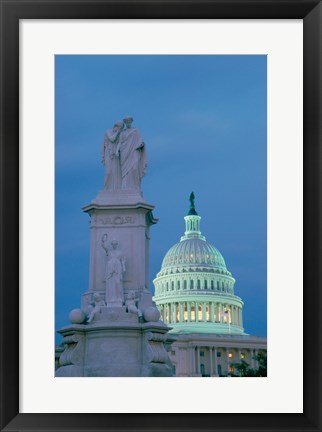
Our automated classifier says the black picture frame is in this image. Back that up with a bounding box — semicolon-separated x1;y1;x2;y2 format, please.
1;1;321;431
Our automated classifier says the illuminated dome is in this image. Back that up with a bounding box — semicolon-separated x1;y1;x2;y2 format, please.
153;193;245;335
160;238;229;274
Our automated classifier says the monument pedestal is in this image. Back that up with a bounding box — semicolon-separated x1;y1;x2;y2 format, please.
56;307;172;377
56;192;174;377
80;198;157;313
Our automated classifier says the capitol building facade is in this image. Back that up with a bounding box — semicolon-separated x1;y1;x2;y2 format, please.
153;195;267;377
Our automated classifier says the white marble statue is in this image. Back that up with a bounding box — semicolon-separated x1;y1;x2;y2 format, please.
102;121;124;190
87;292;106;323
104;239;126;306
119;116;147;191
125;290;143;321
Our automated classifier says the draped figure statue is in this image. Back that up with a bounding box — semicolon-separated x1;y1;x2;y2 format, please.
101;117;147;193
103;238;126;306
119;116;147;191
102;121;124;190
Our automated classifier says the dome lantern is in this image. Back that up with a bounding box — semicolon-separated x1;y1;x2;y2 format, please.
181;192;204;241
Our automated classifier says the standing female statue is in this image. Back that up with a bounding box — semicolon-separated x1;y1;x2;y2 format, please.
103;239;126;306
101;121;124;190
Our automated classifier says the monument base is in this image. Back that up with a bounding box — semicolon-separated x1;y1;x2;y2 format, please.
56;309;173;377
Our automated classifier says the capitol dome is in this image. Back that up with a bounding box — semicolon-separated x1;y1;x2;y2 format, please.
161;238;229;274
153;193;245;335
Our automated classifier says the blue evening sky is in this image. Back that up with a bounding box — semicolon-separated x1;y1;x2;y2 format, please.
55;55;267;341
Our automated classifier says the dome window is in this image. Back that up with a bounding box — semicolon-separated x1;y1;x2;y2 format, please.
190;280;194;289
204;280;208;289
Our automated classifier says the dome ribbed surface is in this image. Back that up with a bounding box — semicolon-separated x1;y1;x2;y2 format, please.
161;238;227;271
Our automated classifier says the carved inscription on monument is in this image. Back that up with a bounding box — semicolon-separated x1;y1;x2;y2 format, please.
99;216;136;225
91;215;136;226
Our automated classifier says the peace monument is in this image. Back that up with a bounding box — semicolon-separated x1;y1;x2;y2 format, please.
55;117;173;377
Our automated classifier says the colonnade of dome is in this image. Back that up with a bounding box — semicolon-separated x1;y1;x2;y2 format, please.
158;300;243;327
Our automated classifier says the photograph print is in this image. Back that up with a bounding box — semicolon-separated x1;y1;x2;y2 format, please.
55;55;267;377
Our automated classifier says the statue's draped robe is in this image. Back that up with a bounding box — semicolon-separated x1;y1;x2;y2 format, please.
102;128;122;190
106;250;124;304
119;128;147;191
